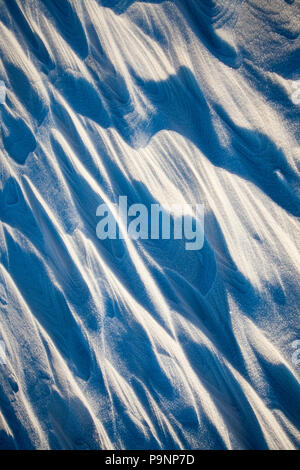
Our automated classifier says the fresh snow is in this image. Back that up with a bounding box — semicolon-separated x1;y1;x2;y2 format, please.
0;0;299;450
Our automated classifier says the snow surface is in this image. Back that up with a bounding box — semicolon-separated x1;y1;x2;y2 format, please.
0;0;299;450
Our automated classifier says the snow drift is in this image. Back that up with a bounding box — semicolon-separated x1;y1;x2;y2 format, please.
0;0;299;450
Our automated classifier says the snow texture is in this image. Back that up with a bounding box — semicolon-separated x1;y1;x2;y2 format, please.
0;0;299;450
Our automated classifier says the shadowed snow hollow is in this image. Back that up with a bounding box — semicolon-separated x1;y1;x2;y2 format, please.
0;0;299;450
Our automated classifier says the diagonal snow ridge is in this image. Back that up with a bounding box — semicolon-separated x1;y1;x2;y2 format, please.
0;0;299;450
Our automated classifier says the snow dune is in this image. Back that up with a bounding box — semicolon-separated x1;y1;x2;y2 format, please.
0;0;299;449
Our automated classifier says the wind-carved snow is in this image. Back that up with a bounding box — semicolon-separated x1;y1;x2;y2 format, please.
0;0;299;450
